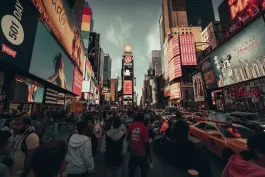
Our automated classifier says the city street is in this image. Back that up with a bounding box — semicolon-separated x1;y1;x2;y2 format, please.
57;126;225;177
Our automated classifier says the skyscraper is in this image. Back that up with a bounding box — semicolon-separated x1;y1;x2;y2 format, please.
162;0;188;39
103;54;112;89
150;50;162;77
186;0;215;30
159;15;165;74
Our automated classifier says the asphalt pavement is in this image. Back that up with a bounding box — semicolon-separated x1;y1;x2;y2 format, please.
57;126;225;177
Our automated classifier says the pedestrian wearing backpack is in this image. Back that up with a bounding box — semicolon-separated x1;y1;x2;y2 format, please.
10;115;39;177
101;117;127;177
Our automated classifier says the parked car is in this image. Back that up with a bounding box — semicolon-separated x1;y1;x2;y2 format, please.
230;112;265;132
189;121;252;160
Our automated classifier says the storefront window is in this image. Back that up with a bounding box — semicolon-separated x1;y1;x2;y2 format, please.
224;79;265;114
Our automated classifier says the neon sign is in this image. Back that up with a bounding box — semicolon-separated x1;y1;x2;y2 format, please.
231;87;262;99
228;0;248;19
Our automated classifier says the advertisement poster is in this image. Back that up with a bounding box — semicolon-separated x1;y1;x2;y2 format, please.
73;68;83;96
85;59;94;79
170;82;181;99
12;75;44;103
201;57;217;89
32;0;85;74
0;0;39;72
164;86;170;97
210;17;265;88
192;73;205;102
82;78;91;93
218;0;265;34
123;80;132;95
180;34;197;65
171;36;180;57
30;22;74;92
124;55;133;66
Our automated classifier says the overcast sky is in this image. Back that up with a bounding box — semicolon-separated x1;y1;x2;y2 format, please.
88;0;223;102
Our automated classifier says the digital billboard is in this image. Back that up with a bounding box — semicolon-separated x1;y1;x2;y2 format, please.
170;82;181;99
123;80;132;95
200;57;217;89
82;79;91;93
30;21;74;92
32;0;85;74
73;68;83;96
210;17;265;88
218;0;265;34
0;0;39;72
81;7;92;32
12;75;44;103
124;55;133;66
192;73;205;102
179;34;197;65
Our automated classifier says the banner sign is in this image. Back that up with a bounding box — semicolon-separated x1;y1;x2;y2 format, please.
123;80;132;95
218;0;265;35
0;0;39;72
73;68;83;96
170;82;181;99
200;57;217;89
32;0;85;74
210;17;265;88
192;73;205;102
180;34;197;65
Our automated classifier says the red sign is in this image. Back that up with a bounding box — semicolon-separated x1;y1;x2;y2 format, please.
170;82;181;99
72;68;83;96
171;36;180;57
123;80;132;95
226;0;265;34
179;34;197;65
124;56;132;64
231;87;262;98
2;44;16;58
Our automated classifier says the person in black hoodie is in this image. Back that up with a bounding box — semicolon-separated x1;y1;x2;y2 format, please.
101;117;127;177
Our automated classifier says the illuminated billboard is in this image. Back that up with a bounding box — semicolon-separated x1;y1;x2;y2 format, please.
32;0;85;74
123;80;132;95
124;44;132;53
192;73;205;102
210;17;265;88
179;34;197;65
81;7;92;32
218;0;265;34
170;82;181;99
124;55;133;66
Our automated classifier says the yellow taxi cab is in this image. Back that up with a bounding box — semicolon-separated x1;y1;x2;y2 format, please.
189;121;252;160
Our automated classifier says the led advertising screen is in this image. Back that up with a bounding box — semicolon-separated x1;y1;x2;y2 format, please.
170;82;181;99
210;17;265;88
164;86;170;97
85;59;94;79
73;68;83;96
192;73;205;102
200;57;217;89
82;79;91;93
30;21;74;92
124;55;133;66
0;0;39;72
180;34;197;65
12;75;44;103
169;56;182;81
32;0;85;74
123;80;133;95
81;7;92;32
218;0;265;34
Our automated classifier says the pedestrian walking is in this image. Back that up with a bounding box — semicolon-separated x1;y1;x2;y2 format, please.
127;112;152;177
101;117;127;177
65;121;94;177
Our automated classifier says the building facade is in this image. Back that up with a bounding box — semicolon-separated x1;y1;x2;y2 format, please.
150;50;162;77
103;54;112;89
110;79;118;102
162;0;188;39
185;0;215;30
201;21;223;50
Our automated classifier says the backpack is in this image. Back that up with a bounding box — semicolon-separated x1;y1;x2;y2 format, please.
105;134;125;167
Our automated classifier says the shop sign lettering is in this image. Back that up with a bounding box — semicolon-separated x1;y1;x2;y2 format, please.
231;87;262;98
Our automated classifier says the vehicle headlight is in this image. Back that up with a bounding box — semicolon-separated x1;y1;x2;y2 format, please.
261;124;265;128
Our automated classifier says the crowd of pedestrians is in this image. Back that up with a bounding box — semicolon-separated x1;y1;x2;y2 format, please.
0;108;265;177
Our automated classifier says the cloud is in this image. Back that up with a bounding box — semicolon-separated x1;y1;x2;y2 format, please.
105;16;132;47
146;23;160;56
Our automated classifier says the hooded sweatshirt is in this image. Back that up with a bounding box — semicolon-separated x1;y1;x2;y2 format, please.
65;134;94;174
101;128;127;156
222;154;265;177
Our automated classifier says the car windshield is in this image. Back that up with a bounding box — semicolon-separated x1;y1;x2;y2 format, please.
245;114;263;121
218;125;253;139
